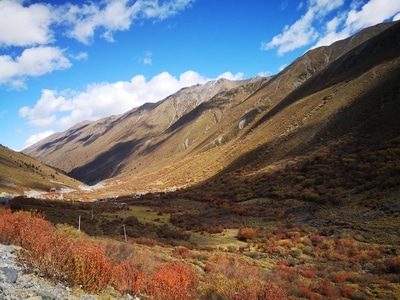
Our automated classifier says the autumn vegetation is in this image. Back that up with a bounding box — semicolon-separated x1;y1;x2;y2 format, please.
2;132;400;298
0;208;290;299
2;140;400;299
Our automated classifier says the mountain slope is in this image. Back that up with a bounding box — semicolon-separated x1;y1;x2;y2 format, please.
0;144;83;195
23;21;400;197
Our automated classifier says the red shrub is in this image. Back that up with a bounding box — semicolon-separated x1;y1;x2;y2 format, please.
319;279;338;297
172;247;191;258
149;262;198;300
0;209;30;245
339;286;357;297
237;227;257;241
112;257;144;296
385;255;400;273
298;286;322;300
63;240;113;292
260;282;288;300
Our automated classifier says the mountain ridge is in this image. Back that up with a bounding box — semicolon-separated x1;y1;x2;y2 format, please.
22;20;400;197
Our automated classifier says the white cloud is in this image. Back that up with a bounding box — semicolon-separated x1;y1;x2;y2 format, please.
279;64;288;72
216;72;244;81
261;10;318;56
344;0;400;32
0;0;53;47
262;0;400;55
69;52;88;61
0;1;194;87
257;71;273;77
262;0;344;55
24;130;55;149
18;70;202;130
0;47;71;88
143;51;153;65
19;70;243;133
313;0;400;49
0;0;195;46
58;0;195;44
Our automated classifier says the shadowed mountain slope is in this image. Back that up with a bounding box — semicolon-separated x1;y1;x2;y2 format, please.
23;21;400;197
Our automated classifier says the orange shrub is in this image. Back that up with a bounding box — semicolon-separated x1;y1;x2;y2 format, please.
0;209;30;245
339;286;357;298
112;257;145;296
237;227;257;241
261;282;288;300
201;255;273;299
63;240;113;292
0;208;113;292
148;262;199;300
17;213;59;278
172;247;191;258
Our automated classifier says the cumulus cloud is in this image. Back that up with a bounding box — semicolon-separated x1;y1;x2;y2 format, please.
261;0;344;55
216;72;244;81
57;0;195;44
0;0;194;86
257;71;273;77
262;0;400;55
24;130;55;149
0;0;195;46
20;70;240;134
314;0;400;48
0;47;71;88
0;0;53;47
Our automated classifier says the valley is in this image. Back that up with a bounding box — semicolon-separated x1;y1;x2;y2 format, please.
1;20;400;299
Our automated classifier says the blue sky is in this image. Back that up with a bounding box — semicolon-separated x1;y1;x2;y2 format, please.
0;0;399;151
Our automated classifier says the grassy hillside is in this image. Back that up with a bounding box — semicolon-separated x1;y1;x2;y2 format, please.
0;144;82;194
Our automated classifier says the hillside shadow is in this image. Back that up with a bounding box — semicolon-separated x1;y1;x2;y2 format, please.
130;98;230;156
165;98;228;133
185;62;400;200
245;21;400;135
38;123;90;153
68;139;145;184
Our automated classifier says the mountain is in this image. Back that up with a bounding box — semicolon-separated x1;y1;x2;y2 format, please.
23;21;400;199
0;144;83;195
23;76;271;186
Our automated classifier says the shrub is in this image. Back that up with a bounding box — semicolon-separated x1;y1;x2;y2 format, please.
200;255;270;299
260;282;288;300
62;241;113;292
0;208;113;292
384;255;400;273
148;262;199;300
237;227;257;241
112;257;144;296
172;247;191;258
289;248;302;258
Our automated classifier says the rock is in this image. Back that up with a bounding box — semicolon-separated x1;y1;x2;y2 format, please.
38;290;57;300
0;267;18;283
